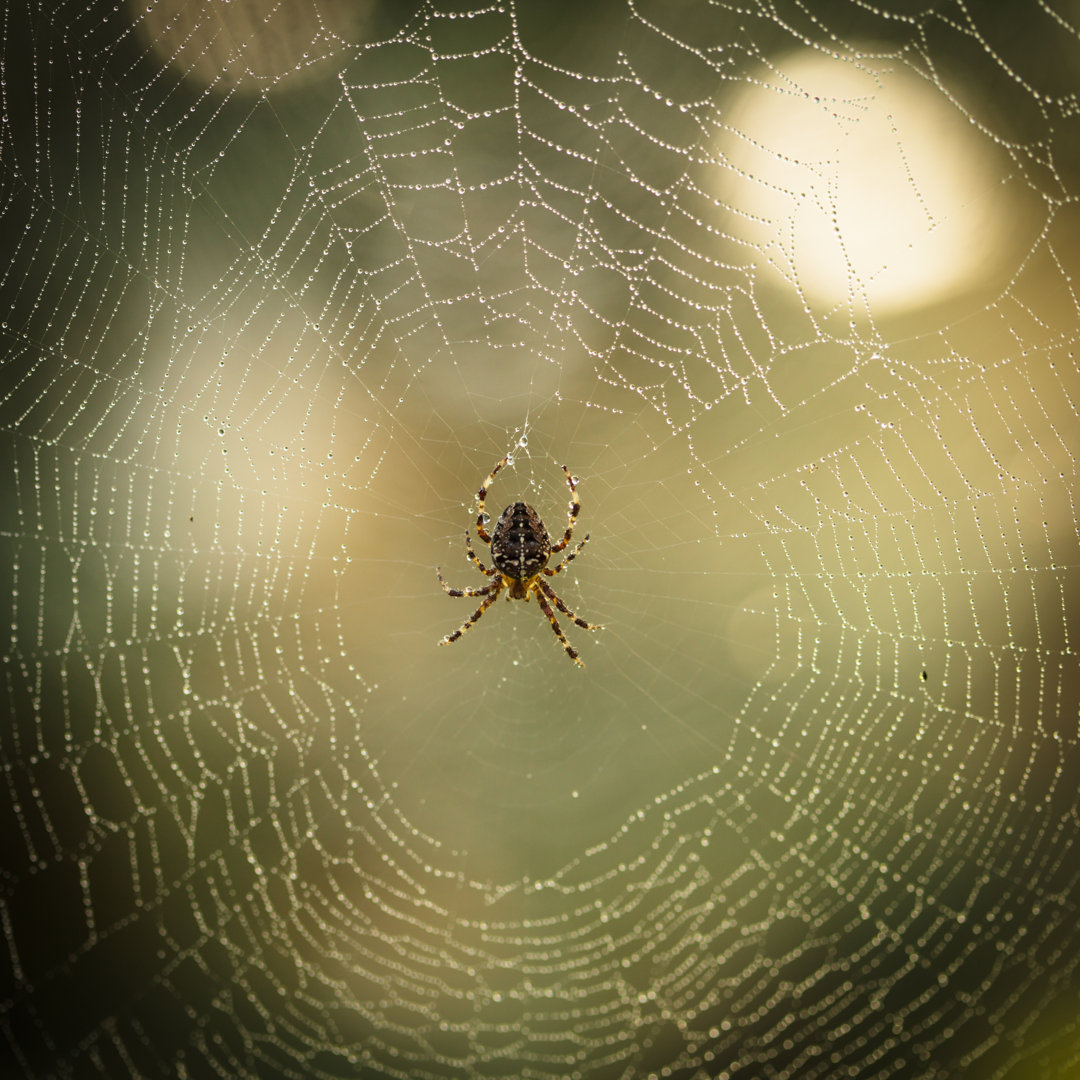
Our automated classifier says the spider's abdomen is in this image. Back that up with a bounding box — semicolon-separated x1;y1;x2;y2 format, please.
490;502;551;581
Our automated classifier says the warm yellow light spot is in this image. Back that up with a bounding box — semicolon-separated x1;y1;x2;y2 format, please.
719;51;1014;317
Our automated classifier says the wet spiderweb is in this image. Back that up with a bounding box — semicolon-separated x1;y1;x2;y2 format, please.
1;1;1079;1077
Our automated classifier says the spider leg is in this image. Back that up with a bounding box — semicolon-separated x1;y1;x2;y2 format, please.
548;464;581;554
532;583;584;667
464;530;492;574
475;455;509;543
544;533;590;576
538;579;603;630
440;579;503;645
437;567;495;598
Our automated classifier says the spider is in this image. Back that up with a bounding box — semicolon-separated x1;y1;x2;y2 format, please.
437;456;602;667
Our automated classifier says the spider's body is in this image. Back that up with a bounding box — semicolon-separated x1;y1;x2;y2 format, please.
490;502;551;596
437;457;602;665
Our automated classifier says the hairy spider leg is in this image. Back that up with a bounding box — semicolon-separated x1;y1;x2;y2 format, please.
437;567;495;598
532;583;584;666
464;531;492;575
548;464;581;554
544;533;590;576
440;579;504;644
538;578;603;630
474;455;510;543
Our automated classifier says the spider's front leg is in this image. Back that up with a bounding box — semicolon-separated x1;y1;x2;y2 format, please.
548;464;582;554
464;531;491;574
475;455;510;544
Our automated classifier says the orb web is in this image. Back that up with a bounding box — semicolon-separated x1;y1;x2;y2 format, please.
1;1;1078;1078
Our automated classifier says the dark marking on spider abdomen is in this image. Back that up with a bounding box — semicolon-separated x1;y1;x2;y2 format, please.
490;502;551;581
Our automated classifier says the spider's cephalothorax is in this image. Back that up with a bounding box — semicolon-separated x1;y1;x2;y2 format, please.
437;457;602;666
490;502;551;597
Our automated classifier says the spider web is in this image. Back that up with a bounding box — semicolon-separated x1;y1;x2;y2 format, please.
1;0;1079;1077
